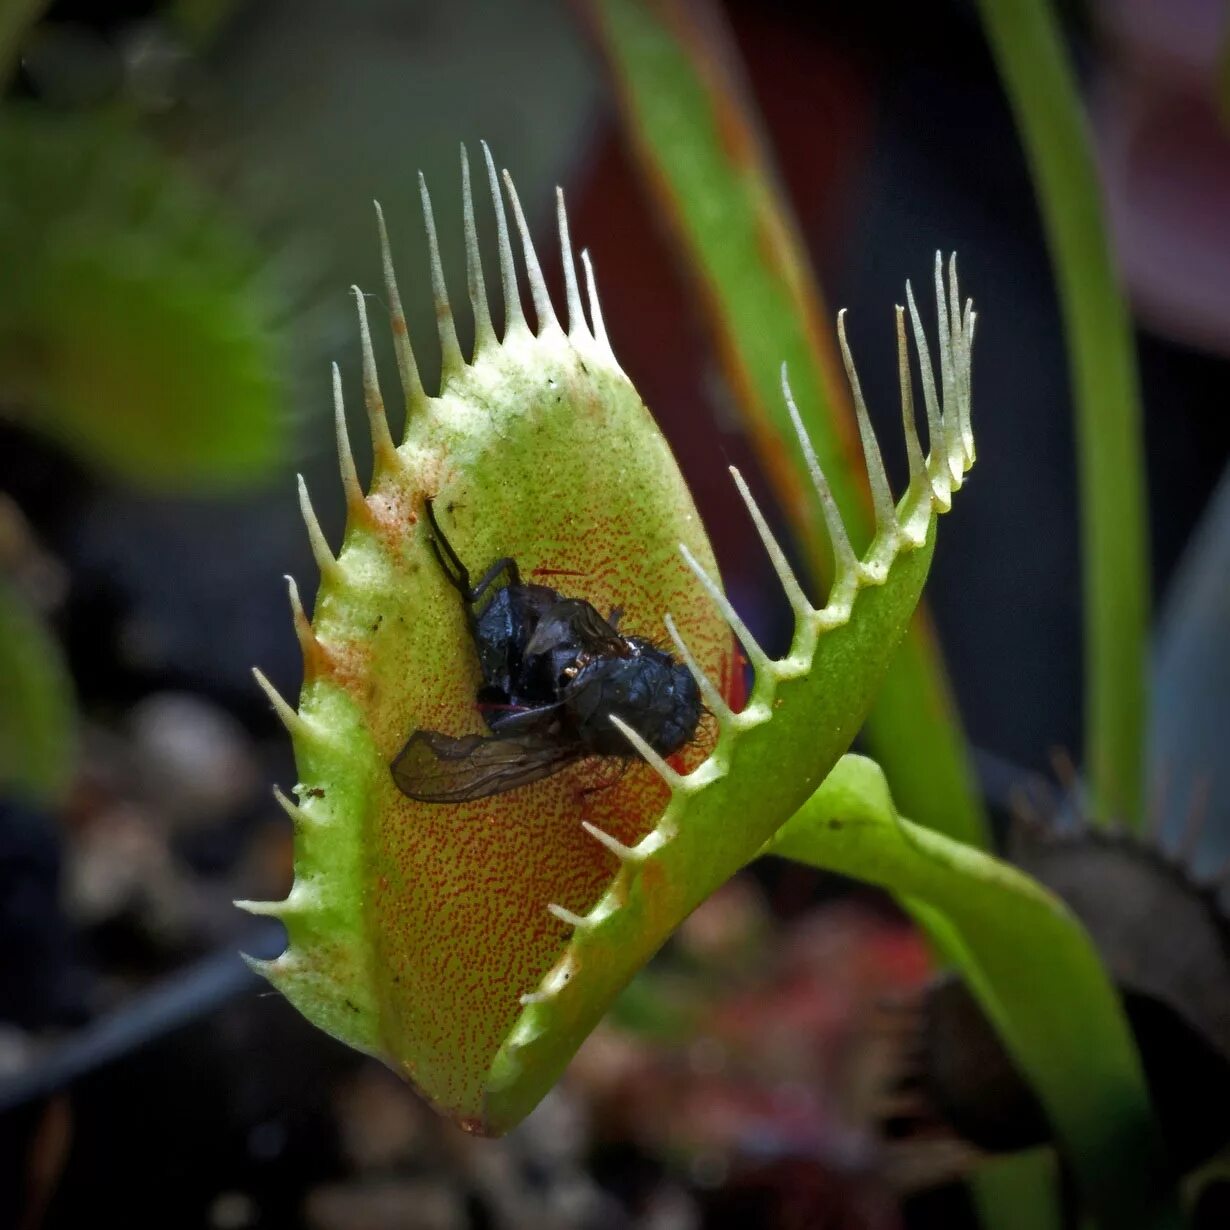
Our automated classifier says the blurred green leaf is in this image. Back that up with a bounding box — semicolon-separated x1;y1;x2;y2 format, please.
764;756;1180;1230
0;580;74;803
971;1150;1063;1230
0;111;286;491
976;0;1150;829
586;0;987;848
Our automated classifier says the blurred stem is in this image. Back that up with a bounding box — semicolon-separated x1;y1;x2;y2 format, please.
586;0;987;848
970;1150;1063;1230
976;0;1149;829
763;756;1180;1230
0;0;48;88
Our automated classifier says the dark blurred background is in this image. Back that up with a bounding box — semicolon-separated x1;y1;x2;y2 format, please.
1;1;1227;1227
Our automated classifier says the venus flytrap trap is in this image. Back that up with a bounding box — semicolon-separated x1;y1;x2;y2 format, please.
240;145;976;1135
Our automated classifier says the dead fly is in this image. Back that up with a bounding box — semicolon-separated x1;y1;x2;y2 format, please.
391;500;703;803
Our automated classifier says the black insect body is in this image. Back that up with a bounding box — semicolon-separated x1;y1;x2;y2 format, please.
391;501;703;803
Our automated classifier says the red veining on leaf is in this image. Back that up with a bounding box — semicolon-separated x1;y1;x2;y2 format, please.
304;352;733;1128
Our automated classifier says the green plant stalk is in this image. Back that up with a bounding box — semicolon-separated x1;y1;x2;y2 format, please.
976;0;1149;829
969;1150;1063;1230
586;0;987;848
763;756;1180;1230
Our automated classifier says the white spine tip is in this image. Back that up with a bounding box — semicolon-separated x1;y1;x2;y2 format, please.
296;474;341;585
331;361;365;518
350;284;399;470
373;201;425;417
272;784;310;827
581;820;640;863
663;612;734;726
780;368;859;586
556;187;585;339
284;574;316;661
608;714;685;791
678;542;773;681
728;466;813;622
252;667;310;739
460;144;495;353
482;142;525;336
418;172;464;376
234;897;283;918
547;902;589;929
580;249;611;353
836;310;897;539
502;166;559;335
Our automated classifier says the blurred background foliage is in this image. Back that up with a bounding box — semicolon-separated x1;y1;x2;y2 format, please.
0;1;1228;1228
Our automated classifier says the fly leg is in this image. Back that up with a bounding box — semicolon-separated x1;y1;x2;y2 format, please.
424;499;521;609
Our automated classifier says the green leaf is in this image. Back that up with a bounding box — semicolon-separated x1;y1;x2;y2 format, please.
975;0;1150;828
0;581;74;804
970;1151;1063;1230
0;111;286;491
585;0;987;849
241;154;978;1134
763;755;1181;1230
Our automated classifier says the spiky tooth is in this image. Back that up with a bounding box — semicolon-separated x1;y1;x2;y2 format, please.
962;304;977;466
373;202;426;421
480;142;525;337
240;953;277;979
273;785;311;828
947;253;963;354
235;896;287;918
252;667;312;740
780;366;859;589
728;466;814;625
948;257;975;472
332;363;366;523
296;474;341;585
662;613;735;726
555;188;586;341
418;172;464;377
934;254;964;483
607;714;687;792
678;542;775;685
460;146;495;354
895;307;927;492
284;574;318;674
547;902;590;929
837;311;900;546
580;820;642;863
350;287;400;473
502;168;560;336
949;258;972;463
580;250;612;356
904;281;948;505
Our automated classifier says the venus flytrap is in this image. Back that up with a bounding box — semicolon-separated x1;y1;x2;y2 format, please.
241;146;977;1135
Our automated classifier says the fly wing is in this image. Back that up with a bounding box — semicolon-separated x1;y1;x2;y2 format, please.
524;598;627;659
390;729;582;803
